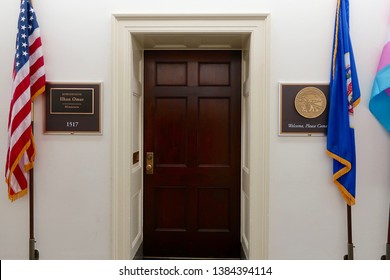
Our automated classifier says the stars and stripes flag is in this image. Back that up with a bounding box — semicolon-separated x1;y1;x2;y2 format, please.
369;27;390;132
5;0;45;201
326;0;360;206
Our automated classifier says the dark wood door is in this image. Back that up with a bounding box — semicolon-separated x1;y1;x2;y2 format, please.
143;50;241;258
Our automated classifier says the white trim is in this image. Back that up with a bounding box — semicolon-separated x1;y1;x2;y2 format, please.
111;14;270;260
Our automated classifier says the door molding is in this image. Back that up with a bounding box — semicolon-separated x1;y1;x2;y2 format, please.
111;14;270;259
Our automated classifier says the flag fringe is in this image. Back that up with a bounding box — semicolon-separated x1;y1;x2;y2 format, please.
353;97;361;108
8;188;28;202
326;149;356;206
5;133;36;201
31;85;45;101
332;0;341;79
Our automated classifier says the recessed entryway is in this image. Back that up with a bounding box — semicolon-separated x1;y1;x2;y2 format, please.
111;14;270;260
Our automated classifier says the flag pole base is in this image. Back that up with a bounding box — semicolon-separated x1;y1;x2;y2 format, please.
344;243;354;260
29;239;39;260
381;243;390;260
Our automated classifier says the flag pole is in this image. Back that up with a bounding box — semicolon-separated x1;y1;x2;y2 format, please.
381;205;390;260
344;204;354;260
29;103;39;260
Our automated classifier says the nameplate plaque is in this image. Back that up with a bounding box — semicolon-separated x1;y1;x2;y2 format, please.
45;82;102;134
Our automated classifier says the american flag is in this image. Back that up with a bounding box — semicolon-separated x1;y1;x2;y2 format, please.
5;0;45;201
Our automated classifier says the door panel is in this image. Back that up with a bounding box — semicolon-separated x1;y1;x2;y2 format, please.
198;187;230;230
155;98;188;165
144;50;241;258
154;186;188;230
198;98;230;165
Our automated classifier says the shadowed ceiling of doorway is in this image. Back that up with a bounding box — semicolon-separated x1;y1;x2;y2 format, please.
132;33;250;49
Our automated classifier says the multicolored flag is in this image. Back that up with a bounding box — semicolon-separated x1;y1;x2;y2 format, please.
326;0;360;206
369;28;390;131
5;0;45;201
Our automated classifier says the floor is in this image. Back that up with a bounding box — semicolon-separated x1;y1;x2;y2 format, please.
134;243;246;260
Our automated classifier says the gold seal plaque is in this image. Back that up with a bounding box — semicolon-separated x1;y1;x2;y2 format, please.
294;86;327;119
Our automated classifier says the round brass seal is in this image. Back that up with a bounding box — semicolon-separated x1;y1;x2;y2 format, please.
294;87;327;119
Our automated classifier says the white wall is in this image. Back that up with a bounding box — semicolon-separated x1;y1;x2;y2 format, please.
0;0;389;260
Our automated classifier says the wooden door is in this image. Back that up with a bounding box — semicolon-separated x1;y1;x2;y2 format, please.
143;50;241;258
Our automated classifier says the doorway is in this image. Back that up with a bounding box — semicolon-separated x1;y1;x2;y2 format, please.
111;14;270;260
143;50;241;258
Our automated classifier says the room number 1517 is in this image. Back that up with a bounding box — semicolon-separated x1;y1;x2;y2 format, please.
66;122;79;127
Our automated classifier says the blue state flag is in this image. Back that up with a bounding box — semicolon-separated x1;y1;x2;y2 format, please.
326;0;360;206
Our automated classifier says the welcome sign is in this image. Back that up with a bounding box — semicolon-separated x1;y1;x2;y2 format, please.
279;83;329;136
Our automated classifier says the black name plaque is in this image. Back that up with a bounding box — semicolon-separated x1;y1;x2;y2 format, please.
45;82;101;134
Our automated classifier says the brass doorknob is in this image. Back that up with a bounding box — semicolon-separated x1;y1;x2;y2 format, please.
146;152;154;174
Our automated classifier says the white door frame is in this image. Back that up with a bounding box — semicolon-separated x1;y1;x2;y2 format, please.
111;14;270;260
